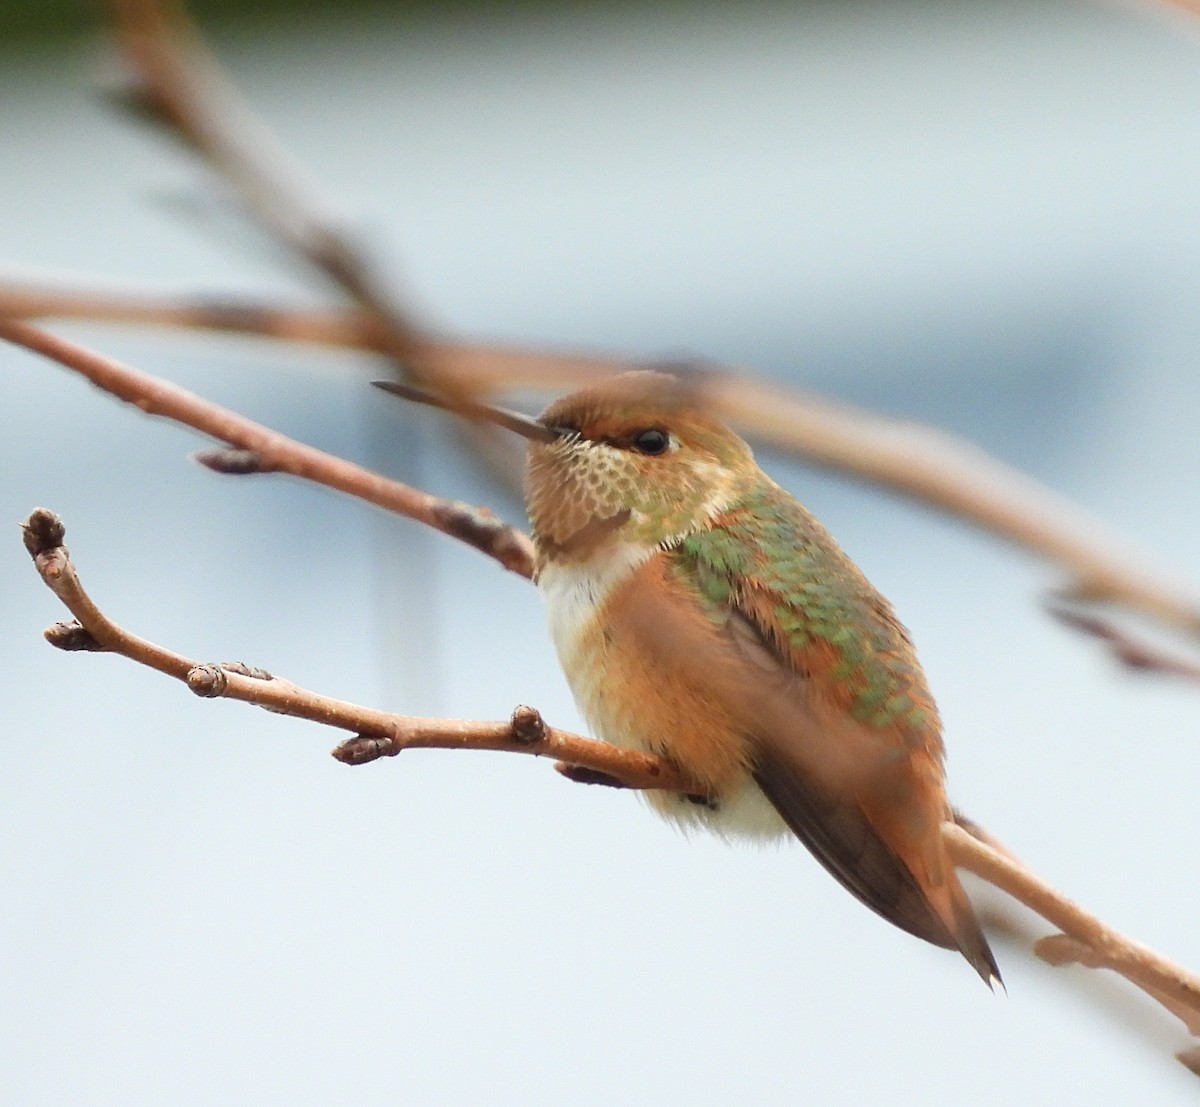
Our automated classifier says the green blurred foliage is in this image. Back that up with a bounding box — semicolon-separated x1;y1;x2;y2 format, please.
5;0;96;43
4;0;689;49
2;0;448;47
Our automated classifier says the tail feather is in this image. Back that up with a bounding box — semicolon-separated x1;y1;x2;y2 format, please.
753;755;1001;986
930;872;1002;988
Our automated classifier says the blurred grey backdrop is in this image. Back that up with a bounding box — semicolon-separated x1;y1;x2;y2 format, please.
4;1;1200;1103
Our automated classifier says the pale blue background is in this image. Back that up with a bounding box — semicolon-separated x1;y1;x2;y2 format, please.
4;2;1200;1103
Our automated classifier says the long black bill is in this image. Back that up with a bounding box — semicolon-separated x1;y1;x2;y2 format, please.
371;379;561;444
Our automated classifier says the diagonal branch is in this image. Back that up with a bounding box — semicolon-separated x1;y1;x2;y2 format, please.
105;0;428;367
0;279;384;349
20;506;679;790
945;824;1200;1039
0;317;535;578
1046;599;1200;683
102;0;533;483
697;373;1200;636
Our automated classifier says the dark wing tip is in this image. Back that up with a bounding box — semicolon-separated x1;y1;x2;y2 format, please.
753;756;1001;986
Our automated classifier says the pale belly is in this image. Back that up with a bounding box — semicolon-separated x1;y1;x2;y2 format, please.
538;555;789;841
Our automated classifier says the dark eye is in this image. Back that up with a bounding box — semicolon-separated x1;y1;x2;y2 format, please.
630;428;671;455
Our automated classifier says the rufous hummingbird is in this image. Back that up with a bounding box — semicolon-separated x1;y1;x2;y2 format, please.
378;370;999;985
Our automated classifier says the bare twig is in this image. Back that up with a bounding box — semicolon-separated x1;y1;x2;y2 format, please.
945;822;1200;1041
20;507;687;790
104;0;429;370
102;0;542;488
0;319;535;577
1047;599;1200;682
696;374;1200;636
0;280;384;349
23;507;195;680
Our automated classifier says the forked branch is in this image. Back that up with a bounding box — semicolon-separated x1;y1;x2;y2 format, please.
20;507;677;790
105;0;429;367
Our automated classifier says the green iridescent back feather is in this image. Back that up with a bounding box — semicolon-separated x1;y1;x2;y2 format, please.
669;477;942;745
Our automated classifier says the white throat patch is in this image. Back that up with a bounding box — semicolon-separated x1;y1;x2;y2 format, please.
536;543;655;664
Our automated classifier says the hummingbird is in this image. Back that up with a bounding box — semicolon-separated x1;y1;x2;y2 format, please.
377;370;999;984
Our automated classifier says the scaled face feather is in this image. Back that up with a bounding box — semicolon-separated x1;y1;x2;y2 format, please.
525;372;751;557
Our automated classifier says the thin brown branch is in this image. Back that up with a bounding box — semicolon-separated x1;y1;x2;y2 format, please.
104;0;429;369
944;822;1200;1040
20;507;688;791
0;281;383;349
102;0;545;488
1035;934;1200;1036
697;374;1200;637
951;812;1200;1049
23;508;196;681
1047;599;1200;682
0;319;535;578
